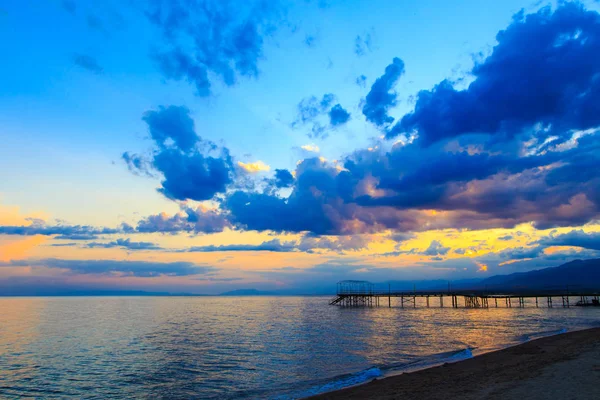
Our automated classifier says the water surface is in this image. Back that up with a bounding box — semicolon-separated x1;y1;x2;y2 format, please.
1;296;599;399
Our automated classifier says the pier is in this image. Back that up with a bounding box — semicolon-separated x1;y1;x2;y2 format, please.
329;280;600;308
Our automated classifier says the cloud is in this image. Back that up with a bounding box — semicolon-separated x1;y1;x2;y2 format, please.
422;240;450;256
300;144;320;153
362;57;404;127
292;94;350;138
389;3;600;146
329;104;351;126
354;32;373;56
153;149;234;201
179;234;367;254
272;169;294;188
147;0;283;96
389;232;415;244
292;93;335;126
136;206;230;234
115;3;600;237
143;105;198;152
495;246;545;260
54;234;99;241
125;105;236;201
536;229;600;251
1;208;228;238
73;54;103;74
185;238;294;253
304;34;316;47
355;75;367;88
85;238;162;251
237;160;270;173
122;152;153;177
14;258;216;277
0;221;124;237
222;124;600;234
296;235;369;253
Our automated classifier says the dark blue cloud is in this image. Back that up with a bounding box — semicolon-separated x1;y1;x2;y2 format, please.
292;94;350;137
273;168;294;188
536;230;600;251
499;246;545;260
223;126;600;234
122;152;153;177
329;104;351;126
0;210;228;238
24;259;216;277
293;93;335;126
0;223;123;237
148;0;282;96
136;206;230;234
422;240;450;256
125;105;236;201
118;4;600;236
143;106;198;152
73;54;103;74
362;57;404;127
153;149;234;201
154;48;210;96
391;3;600;146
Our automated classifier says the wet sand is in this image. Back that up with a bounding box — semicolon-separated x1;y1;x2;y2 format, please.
308;327;600;400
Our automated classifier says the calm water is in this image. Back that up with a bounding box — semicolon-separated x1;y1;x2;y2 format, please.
1;296;600;399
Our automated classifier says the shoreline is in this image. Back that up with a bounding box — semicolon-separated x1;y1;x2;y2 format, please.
307;327;600;400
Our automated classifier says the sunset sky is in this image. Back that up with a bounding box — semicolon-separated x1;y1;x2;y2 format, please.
2;0;600;294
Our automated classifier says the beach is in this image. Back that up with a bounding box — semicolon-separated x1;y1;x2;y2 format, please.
309;327;600;400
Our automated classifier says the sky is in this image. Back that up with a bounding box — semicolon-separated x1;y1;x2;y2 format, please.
2;0;600;294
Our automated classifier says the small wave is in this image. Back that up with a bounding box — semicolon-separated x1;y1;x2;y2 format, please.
274;367;383;399
445;348;473;361
518;328;568;342
382;347;474;376
270;347;476;399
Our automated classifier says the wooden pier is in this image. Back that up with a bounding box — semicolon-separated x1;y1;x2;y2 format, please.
329;280;600;309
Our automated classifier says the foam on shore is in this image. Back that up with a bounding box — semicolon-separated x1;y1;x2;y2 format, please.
284;326;580;400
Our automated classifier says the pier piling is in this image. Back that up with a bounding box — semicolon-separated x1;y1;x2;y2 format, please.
330;281;600;309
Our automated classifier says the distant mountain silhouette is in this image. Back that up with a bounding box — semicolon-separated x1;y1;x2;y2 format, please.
477;258;600;292
219;289;277;296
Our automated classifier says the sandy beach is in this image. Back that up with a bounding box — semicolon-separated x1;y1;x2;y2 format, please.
309;327;600;400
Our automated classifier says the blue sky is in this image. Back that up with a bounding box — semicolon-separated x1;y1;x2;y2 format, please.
1;0;600;294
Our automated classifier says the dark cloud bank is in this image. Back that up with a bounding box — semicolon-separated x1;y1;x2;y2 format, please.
5;3;600;244
225;3;600;235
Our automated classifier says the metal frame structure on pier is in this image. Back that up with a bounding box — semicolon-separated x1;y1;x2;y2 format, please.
329;281;600;309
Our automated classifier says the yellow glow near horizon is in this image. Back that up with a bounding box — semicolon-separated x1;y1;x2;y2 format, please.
2;199;600;285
